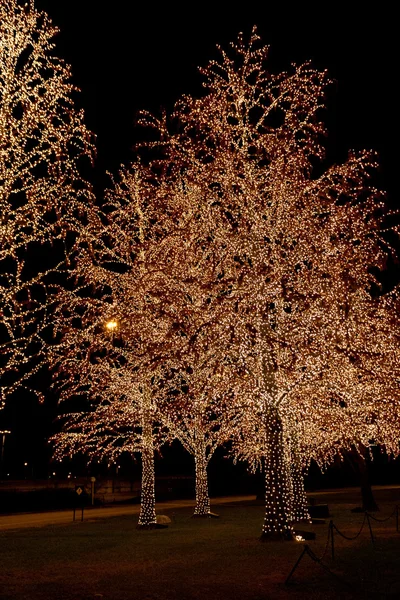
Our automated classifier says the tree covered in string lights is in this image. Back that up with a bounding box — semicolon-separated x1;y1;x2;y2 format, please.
0;0;94;405
50;26;399;540
51;139;258;524
52;335;170;528
51;165;208;528
160;352;242;518
139;29;400;539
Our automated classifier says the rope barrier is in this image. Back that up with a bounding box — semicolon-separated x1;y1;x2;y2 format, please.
316;520;332;562
285;544;351;588
332;514;367;541
366;506;397;523
285;504;400;589
305;545;352;588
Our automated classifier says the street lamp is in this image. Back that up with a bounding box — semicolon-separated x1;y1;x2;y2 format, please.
105;319;119;346
105;319;118;332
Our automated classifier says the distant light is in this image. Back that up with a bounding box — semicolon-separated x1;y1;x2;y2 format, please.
295;535;305;542
24;462;28;466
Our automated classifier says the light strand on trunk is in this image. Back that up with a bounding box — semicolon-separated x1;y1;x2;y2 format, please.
138;418;157;527
262;411;293;539
193;442;211;515
289;429;310;523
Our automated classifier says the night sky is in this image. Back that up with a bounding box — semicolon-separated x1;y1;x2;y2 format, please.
35;2;396;202
1;2;397;479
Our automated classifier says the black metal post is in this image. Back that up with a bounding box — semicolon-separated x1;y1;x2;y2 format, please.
366;513;374;545
285;545;309;585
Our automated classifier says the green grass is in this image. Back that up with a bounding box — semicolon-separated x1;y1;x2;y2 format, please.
1;489;400;599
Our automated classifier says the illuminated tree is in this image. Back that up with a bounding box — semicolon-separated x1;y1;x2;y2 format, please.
51;27;399;541
140;29;399;539
160;353;240;517
52;344;169;529
0;0;94;404
51;166;205;527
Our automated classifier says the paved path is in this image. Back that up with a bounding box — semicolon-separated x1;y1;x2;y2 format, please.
308;484;400;496
2;485;399;531
0;495;255;531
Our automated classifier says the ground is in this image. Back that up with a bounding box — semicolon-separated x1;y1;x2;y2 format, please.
0;487;399;599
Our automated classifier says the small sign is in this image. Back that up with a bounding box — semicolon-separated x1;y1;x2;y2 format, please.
76;486;83;496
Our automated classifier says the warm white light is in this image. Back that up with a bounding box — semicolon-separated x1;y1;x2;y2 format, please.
106;320;118;332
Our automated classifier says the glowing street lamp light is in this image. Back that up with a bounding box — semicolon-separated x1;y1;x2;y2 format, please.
105;320;118;332
105;320;118;346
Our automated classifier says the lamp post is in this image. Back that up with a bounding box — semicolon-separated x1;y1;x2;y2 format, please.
0;430;11;479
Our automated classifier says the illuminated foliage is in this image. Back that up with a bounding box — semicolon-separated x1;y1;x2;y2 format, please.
140;29;399;539
160;356;240;517
0;0;94;403
52;28;399;539
51;166;196;527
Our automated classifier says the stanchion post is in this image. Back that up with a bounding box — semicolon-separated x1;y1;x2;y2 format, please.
329;520;334;560
73;507;76;522
81;506;84;522
396;505;399;533
285;545;309;585
366;513;374;545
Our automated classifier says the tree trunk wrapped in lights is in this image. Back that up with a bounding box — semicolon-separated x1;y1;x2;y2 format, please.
160;347;241;518
193;437;211;516
52;354;169;529
287;427;310;523
138;387;157;528
261;407;293;540
161;385;229;518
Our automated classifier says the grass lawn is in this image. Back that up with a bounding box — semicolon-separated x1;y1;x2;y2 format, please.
1;488;400;599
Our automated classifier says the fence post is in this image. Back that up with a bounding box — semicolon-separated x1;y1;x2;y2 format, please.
396;505;399;533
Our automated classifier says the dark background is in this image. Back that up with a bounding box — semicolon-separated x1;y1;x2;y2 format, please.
1;2;398;487
36;2;397;202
